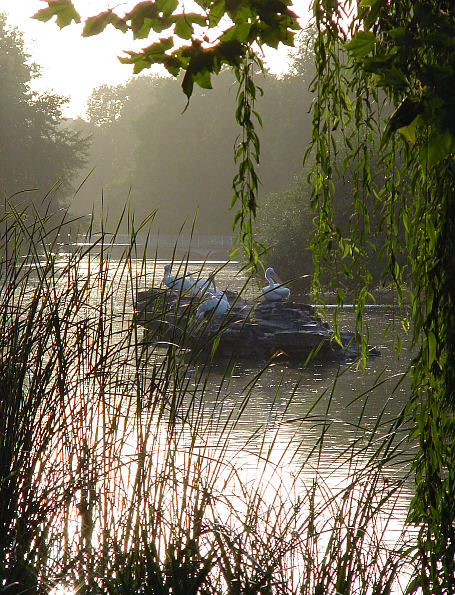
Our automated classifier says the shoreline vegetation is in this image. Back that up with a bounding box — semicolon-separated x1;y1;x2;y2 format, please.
0;208;416;594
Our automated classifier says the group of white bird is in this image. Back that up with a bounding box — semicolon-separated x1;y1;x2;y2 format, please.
163;264;290;323
163;264;230;320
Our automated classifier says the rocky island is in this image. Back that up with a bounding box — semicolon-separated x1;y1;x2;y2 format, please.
134;284;380;362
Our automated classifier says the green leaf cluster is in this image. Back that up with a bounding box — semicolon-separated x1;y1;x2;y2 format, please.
313;0;455;590
32;0;80;28
346;1;455;166
34;0;300;102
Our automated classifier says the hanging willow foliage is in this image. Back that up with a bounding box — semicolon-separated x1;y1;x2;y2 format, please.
309;0;455;591
231;49;266;265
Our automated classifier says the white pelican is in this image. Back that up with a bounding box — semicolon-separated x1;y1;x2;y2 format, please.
163;264;194;293
191;276;216;297
262;267;290;302
196;290;230;321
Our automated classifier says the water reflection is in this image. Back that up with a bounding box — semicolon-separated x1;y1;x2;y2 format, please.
47;255;416;592
133;258;414;486
49;252;415;481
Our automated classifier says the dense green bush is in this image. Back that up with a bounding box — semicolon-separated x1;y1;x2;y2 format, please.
256;175;314;287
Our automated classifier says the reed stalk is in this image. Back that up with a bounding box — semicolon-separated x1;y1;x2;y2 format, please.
0;204;414;594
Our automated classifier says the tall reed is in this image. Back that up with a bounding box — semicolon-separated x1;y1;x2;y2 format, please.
0;204;415;594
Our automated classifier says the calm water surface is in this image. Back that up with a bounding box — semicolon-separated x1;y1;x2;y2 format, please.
132;260;415;494
43;253;417;593
55;253;415;496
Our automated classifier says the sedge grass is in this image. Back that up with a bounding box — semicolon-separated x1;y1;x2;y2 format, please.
0;204;416;594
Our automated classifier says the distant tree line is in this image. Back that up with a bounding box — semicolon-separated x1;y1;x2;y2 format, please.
0;14;88;221
72;40;315;236
0;13;391;287
74;35;394;288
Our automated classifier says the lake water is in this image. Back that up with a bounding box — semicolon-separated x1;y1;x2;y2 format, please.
133;261;415;508
48;253;417;592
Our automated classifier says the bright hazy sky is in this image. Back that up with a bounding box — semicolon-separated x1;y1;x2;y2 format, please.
0;0;310;119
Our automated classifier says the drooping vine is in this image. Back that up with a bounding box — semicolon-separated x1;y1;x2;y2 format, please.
309;0;455;591
308;2;382;357
231;49;265;265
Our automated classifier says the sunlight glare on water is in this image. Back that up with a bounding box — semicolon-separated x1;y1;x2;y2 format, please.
45;252;415;593
128;257;414;499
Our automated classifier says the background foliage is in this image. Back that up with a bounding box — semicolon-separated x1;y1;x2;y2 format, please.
0;14;88;215
72;64;312;236
310;0;455;591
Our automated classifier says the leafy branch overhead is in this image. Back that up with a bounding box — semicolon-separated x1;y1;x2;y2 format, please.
344;0;455;166
33;0;300;100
